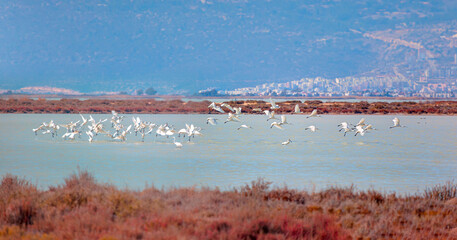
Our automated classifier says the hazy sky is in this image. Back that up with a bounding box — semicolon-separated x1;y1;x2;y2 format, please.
0;0;455;94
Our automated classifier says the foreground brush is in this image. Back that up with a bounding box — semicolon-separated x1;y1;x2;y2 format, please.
1;171;457;239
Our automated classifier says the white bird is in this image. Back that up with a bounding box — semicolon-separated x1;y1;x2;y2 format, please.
86;130;94;142
113;122;124;132
185;123;203;141
177;128;188;137
294;104;301;114
224;112;240;123
390;117;404;128
354;125;366;136
234;107;242;115
208;102;216;109
305;125;318;132
208;102;225;113
280;115;290;125
62;131;79;140
264;110;278;121
364;124;376;131
41;121;49;128
206;117;218;125
338;122;349;129
145;123;157;135
113;125;132;141
270;121;284;129
156;125;167;137
173;137;183;148
221;103;234;112
32;124;45;135
282;139;292;145
237;124;252;130
89;115;95;124
269;98;280;109
185;123;195;133
110;110;124;127
60;121;80;132
79;114;89;128
132;116;146;133
90;118;108;135
193;130;203;137
165;129;176;138
47;120;59;129
132;116;140;128
338;122;351;136
306;109;320;118
42;129;52;135
39;120;59;137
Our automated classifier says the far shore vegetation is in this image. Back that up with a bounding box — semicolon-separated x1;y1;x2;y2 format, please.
1;98;457;115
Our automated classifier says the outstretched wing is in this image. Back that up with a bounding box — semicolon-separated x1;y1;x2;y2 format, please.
215;106;225;113
221;103;234;112
357;118;365;125
310;109;317;116
126;124;132;133
294;104;300;113
274;124;283;130
393;117;399;126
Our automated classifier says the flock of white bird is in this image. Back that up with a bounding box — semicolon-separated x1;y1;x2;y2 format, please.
33;98;405;148
208;98;405;145
32;110;204;148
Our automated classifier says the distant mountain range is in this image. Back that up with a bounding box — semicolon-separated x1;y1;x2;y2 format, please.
1;0;456;94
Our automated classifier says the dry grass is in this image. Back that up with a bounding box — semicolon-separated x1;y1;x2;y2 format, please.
1;172;457;239
425;181;457;201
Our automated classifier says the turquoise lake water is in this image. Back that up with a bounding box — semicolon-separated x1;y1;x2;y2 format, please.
1;113;456;194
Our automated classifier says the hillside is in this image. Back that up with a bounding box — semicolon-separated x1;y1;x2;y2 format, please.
0;0;456;93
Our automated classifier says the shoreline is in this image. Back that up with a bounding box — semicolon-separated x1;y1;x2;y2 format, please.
3;112;457;116
2;93;457;101
2;98;457;115
1;171;457;239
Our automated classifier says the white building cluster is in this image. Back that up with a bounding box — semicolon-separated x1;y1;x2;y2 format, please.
218;75;457;98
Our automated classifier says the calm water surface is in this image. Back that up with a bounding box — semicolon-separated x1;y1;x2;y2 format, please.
1;114;456;194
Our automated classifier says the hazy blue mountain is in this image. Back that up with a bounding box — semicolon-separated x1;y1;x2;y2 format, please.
1;0;456;94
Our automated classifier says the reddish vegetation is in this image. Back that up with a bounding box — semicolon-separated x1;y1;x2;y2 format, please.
1;98;457;114
1;172;457;239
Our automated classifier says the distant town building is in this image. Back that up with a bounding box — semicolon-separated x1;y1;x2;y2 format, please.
211;73;457;98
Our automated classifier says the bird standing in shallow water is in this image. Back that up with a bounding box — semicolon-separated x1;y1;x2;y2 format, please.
173;137;183;148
